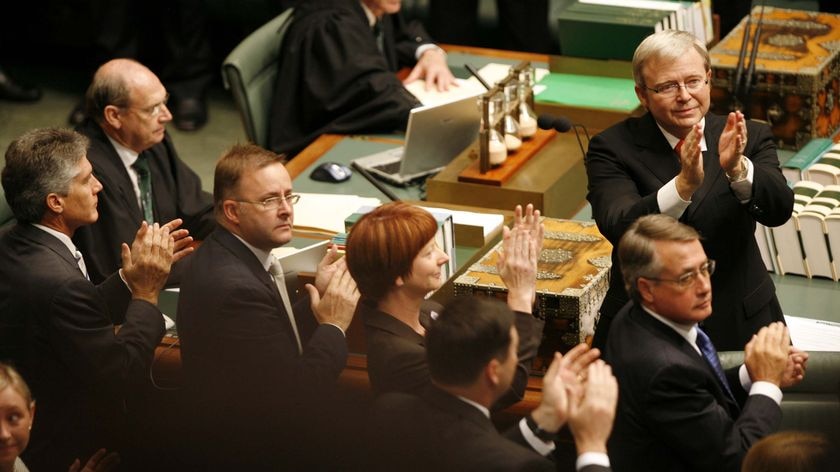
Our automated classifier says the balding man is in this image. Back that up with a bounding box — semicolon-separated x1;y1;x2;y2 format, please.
73;58;215;284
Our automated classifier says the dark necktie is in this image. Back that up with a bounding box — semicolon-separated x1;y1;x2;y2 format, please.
696;327;736;403
372;20;384;54
132;153;154;223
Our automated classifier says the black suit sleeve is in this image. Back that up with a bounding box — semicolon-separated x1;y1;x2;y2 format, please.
643;362;781;472
585;131;663;245
48;277;165;393
740;120;794;227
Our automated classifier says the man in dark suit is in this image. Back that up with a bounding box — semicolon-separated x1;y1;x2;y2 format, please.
0;128;185;470
370;296;616;472
585;30;793;351
604;214;808;472
268;0;456;156
73;58;215;284
176;143;360;468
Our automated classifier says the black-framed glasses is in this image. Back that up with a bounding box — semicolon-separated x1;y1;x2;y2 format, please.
644;78;708;97
123;93;170;117
235;194;300;211
643;259;715;290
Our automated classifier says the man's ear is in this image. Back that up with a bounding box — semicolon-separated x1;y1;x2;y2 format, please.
45;193;64;215
485;358;501;387
635;85;649;110
638;277;656;304
103;105;123;129
222;200;240;226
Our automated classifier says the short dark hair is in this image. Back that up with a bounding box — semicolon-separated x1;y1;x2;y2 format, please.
2;128;88;223
426;296;514;386
346;202;438;301
742;431;835;472
213;143;286;217
618;214;700;302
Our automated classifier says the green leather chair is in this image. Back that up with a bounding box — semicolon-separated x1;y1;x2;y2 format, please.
222;8;295;148
720;350;840;444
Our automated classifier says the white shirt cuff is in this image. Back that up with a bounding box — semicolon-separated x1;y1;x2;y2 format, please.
518;418;555;456
658;178;691;219
730;156;754;203
577;452;611;470
740;364;783;405
415;44;444;60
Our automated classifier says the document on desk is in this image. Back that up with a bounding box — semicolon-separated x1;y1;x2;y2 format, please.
293;193;381;235
784;315;840;351
404;63;549;107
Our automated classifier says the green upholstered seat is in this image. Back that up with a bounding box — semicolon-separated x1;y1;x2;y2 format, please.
221;8;295;148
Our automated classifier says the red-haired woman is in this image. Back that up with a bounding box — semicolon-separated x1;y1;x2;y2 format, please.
346;202;544;407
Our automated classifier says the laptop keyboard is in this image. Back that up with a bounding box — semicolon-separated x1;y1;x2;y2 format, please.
372;160;402;175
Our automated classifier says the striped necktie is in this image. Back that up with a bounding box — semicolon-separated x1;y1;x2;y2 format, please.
695;327;736;403
132;153;154;223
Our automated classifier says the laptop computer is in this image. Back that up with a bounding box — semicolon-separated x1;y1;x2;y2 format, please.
352;96;481;186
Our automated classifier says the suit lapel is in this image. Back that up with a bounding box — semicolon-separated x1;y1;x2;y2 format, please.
630;305;740;415
83;120;146;221
17;224;83;274
213;228;284;308
634;114;682;184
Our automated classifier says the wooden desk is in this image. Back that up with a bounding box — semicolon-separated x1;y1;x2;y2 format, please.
427;131;589;218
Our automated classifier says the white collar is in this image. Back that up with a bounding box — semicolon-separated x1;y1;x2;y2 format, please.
106;135;141;168
360;1;378;27
456;395;490;419
32;223;79;256
657;117;707;152
641;304;701;355
231;233;274;272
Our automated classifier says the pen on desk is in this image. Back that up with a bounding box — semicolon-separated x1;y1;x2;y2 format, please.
350;161;401;202
465;64;491;90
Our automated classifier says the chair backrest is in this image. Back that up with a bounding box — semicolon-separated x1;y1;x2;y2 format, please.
222;8;295;148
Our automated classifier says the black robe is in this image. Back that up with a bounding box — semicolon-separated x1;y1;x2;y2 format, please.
268;0;429;156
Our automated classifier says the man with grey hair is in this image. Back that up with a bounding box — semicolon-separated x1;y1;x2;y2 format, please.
0;128;190;470
585;29;793;351
604;214;807;472
73;58;215;284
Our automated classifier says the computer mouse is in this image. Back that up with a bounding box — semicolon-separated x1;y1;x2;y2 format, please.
309;161;352;183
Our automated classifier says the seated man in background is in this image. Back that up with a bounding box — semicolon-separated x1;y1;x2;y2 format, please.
0;128;186;471
604;214;808;472
74;58;215;284
369;296;615;472
177;143;359;468
269;0;456;156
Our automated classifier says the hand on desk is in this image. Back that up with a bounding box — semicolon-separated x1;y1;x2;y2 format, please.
404;47;457;92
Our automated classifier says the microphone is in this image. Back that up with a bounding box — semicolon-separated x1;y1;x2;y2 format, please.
538;113;588;158
537;114;573;132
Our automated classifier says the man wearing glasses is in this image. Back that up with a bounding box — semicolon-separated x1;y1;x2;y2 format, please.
604;214;807;472
176;143;359;468
73;58;215;284
585;30;793;351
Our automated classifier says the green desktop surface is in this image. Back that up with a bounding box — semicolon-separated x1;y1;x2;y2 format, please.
536;73;638;112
